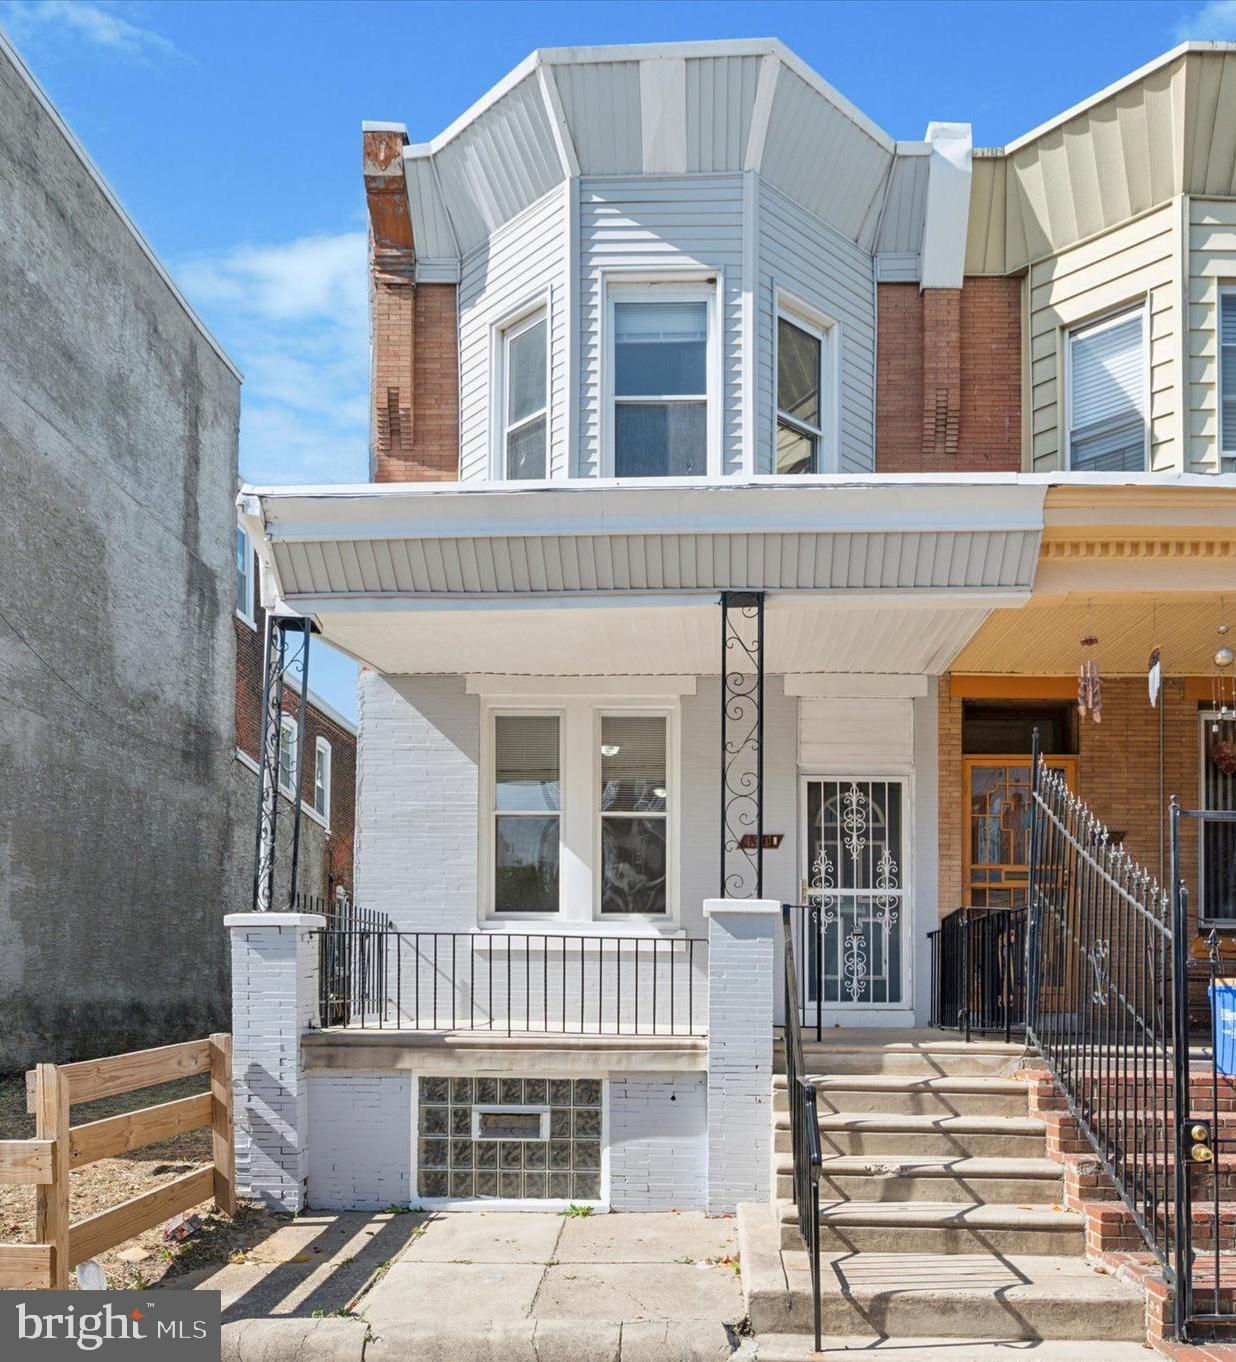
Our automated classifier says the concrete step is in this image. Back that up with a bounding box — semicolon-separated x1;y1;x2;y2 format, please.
754;1334;1156;1361
779;1199;1085;1255
779;1110;1049;1159
779;1029;1029;1078
767;1247;1143;1339
775;1154;1064;1204
774;1072;1032;1117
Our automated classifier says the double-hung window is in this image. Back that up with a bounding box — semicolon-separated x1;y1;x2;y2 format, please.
1066;306;1148;471
501;309;548;479
314;738;331;821
611;291;709;477
1221;288;1236;466
776;309;829;474
278;715;297;797
599;715;668;916
236;526;254;622
493;714;561;914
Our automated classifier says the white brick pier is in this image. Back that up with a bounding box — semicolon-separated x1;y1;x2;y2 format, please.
225;911;323;1212
703;898;778;1215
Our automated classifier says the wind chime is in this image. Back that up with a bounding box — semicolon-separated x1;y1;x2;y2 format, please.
1078;631;1102;724
1210;618;1236;777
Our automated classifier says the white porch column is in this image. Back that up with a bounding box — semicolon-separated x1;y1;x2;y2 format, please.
225;912;324;1211
704;898;779;1214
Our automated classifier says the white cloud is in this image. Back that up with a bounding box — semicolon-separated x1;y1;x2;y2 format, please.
1;1;179;60
176;231;371;485
1175;0;1236;40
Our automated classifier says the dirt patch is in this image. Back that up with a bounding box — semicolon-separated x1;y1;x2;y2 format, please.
0;1071;285;1288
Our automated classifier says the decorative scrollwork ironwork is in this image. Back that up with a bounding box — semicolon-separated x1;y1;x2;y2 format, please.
1088;939;1111;1006
720;591;764;899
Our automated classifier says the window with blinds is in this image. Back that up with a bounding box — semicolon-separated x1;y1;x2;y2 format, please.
1066;307;1148;472
493;715;561;914
599;715;668;915
1221;290;1236;460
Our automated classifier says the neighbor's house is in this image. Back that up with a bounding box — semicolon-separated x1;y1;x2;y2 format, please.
232;39;1236;1238
0;35;242;1068
231;521;356;911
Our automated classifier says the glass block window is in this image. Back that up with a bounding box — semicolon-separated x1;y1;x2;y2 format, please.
417;1075;602;1201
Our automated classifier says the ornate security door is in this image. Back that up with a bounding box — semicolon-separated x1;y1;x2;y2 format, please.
802;778;907;1007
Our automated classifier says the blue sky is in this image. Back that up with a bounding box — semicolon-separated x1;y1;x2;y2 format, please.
3;0;1234;717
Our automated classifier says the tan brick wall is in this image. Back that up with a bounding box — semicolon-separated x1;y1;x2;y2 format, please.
877;277;1022;473
937;677;1200;920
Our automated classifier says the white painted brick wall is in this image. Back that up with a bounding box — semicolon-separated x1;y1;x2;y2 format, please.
307;1072;413;1210
609;1074;706;1211
355;673;480;933
705;902;777;1214
228;915;321;1212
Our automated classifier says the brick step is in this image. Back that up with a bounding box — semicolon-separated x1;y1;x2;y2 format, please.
774;1072;1030;1117
779;1110;1049;1159
774;1153;1063;1203
778;1198;1086;1255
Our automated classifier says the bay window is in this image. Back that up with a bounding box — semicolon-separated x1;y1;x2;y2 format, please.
599;715;668;916
1066;305;1148;472
493;714;560;914
501;309;548;479
610;290;710;477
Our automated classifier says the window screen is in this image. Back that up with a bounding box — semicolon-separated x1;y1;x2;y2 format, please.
613;300;707;477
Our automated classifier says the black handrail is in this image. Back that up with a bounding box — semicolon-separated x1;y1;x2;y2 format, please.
781;904;822;1354
309;925;707;1036
928;905;1026;1042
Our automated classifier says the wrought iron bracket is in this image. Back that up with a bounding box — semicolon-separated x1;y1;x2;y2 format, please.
720;590;765;899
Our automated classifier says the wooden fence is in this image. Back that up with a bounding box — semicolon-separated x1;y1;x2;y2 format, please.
0;1034;234;1289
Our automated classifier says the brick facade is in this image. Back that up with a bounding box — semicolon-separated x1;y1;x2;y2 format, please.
234;552;356;897
937;676;1200;926
877;277;1022;473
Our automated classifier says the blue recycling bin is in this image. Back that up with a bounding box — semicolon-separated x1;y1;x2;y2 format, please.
1209;978;1236;1076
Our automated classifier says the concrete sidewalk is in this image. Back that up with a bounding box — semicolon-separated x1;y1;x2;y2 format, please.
176;1208;746;1360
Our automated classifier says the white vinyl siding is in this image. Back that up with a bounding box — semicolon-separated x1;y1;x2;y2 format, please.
756;180;874;473
1066;307;1148;472
798;698;914;771
459;185;569;481
578;174;744;477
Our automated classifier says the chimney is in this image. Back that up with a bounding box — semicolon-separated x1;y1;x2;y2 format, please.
363;124;459;482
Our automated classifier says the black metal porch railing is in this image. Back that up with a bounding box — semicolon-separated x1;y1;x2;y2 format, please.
309;925;707;1036
781;904;822;1354
928;905;1027;1042
1026;743;1187;1330
299;895;394;1028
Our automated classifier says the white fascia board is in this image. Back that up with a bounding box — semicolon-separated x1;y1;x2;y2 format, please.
1002;42;1234;155
249;477;1050;544
920;122;972;290
0;33;242;383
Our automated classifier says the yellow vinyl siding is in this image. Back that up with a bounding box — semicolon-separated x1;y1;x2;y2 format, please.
1188;197;1236;471
1027;203;1181;471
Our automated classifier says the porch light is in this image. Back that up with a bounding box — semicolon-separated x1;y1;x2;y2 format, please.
600;743;621;757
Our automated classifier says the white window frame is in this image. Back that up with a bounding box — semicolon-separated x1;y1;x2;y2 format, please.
235;523;255;627
593;708;674;922
278;715;298;798
491;296;551;480
485;708;565;922
1220;285;1236;467
477;692;682;931
1065;301;1150;473
1198;710;1236;928
601;274;721;479
314;736;331;823
774;292;839;475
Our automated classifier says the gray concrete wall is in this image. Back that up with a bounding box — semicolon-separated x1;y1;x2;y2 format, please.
0;45;241;1067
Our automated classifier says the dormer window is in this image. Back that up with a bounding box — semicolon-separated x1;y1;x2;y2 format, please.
776;300;834;474
609;287;712;477
501;309;548;479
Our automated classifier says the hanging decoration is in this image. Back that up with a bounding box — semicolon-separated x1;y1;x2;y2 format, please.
1078;634;1102;724
1147;646;1162;709
1210;618;1235;735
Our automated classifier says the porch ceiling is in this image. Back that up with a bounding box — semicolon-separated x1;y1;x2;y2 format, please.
313;596;999;676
